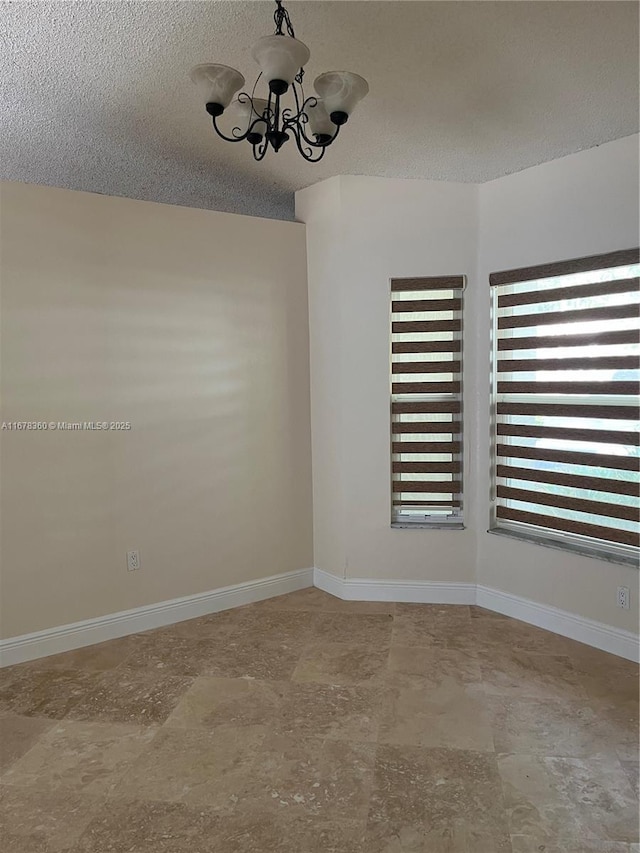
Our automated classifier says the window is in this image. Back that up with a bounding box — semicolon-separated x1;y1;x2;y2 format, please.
490;248;639;564
390;276;464;527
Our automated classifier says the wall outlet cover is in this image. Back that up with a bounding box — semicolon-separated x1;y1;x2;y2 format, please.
617;586;630;610
127;550;140;572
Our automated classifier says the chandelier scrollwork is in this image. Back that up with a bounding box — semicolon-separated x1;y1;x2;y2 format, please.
190;0;369;162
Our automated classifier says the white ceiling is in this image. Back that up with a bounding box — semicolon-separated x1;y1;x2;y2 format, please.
1;1;638;220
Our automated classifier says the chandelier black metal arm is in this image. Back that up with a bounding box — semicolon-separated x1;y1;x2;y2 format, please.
287;123;328;163
209;85;340;162
252;134;270;162
209;93;271;142
284;82;340;148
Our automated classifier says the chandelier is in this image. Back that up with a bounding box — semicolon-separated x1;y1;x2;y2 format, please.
190;0;369;162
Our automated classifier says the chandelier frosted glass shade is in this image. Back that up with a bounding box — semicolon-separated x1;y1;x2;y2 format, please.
230;97;269;141
190;0;368;162
251;35;310;87
313;72;369;123
190;64;245;112
304;100;335;142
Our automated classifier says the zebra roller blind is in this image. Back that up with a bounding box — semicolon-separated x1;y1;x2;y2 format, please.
391;276;464;527
490;248;639;563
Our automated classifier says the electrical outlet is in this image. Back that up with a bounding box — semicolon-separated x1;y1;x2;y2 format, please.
127;550;140;572
617;586;630;609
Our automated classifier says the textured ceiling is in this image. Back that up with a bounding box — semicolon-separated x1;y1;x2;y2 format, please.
1;1;638;220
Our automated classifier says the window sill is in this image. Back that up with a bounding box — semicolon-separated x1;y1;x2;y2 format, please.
392;523;466;531
487;525;639;568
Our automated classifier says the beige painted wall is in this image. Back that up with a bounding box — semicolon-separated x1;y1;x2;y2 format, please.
295;178;348;581
0;181;313;638
476;135;640;633
2;135;638;641
297;135;639;632
297;176;479;583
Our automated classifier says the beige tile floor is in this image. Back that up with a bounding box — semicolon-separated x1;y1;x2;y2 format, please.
0;588;638;852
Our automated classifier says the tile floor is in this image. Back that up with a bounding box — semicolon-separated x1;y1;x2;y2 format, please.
0;588;638;852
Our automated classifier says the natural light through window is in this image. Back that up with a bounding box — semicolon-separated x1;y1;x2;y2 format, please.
489;250;639;563
390;276;464;528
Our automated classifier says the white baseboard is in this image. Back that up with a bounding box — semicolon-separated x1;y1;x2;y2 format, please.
0;567;314;668
476;585;639;664
3;566;637;667
313;568;477;605
314;569;639;663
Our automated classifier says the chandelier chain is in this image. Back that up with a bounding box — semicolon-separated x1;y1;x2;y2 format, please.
273;0;296;37
274;1;305;85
